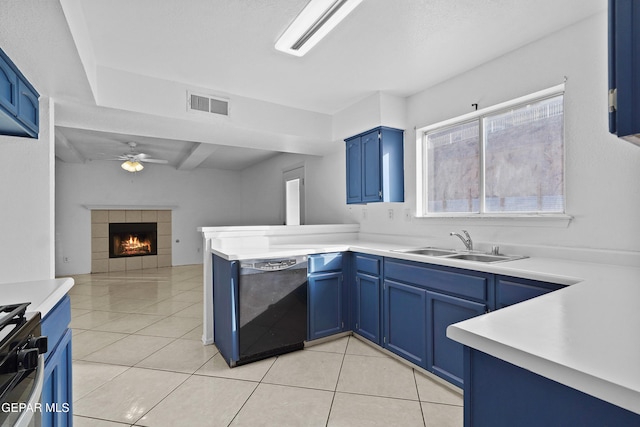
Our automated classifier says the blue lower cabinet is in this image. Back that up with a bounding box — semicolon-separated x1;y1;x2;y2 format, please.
354;272;381;344
42;329;72;427
383;279;427;368
427;291;486;388
495;275;565;309
308;271;344;340
212;255;240;366
308;253;347;341
41;295;73;426
464;347;640;426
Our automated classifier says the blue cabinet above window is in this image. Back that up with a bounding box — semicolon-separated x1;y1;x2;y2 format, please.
345;126;404;204
0;48;39;138
608;0;640;146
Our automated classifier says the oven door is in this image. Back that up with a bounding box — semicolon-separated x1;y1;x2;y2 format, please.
0;355;44;427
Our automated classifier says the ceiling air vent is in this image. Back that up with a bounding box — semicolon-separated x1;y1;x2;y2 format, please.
187;92;229;116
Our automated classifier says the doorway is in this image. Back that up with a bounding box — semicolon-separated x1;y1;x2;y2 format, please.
283;166;305;225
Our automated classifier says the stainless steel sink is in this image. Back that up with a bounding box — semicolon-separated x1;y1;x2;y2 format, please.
392;247;526;263
444;253;515;263
395;247;457;256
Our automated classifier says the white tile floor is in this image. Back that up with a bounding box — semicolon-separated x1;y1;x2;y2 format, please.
68;265;463;427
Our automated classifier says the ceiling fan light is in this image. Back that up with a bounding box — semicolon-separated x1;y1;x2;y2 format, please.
121;160;144;172
275;0;363;57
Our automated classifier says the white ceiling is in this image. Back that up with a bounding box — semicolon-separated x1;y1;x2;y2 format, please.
0;0;606;171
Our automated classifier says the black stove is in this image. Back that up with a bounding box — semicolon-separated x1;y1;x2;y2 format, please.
0;303;47;426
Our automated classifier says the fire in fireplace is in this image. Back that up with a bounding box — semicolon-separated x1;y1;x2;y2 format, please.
109;223;157;258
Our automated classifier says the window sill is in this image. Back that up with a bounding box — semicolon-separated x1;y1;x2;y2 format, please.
414;213;573;228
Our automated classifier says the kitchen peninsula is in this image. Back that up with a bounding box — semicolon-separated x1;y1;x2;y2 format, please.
200;225;640;424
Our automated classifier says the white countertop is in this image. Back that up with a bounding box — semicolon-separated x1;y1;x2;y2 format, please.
211;240;587;285
210;239;640;415
0;278;75;317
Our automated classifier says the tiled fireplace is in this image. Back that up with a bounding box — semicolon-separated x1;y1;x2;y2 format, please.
91;209;172;273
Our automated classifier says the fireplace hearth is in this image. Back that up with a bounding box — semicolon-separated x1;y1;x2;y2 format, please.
109;222;157;258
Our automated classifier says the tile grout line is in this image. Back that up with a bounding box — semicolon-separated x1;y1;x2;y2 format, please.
413;368;428;427
324;336;350;427
223;354;279;426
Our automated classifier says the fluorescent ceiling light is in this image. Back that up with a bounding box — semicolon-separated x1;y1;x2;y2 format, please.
275;0;363;57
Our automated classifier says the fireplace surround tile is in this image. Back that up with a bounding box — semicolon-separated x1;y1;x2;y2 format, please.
126;257;143;271
157;211;171;222
158;255;171;268
108;210;126;223
91;209;172;273
92;210;109;224
109;258;126;272
142;210;158;222
125;210;142;223
143;256;158;269
158;222;171;236
157;235;171;251
92;223;108;238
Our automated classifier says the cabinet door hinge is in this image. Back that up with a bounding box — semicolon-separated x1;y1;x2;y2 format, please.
378;190;382;199
609;88;617;113
383;336;386;344
378;131;381;140
355;323;359;329
341;321;344;329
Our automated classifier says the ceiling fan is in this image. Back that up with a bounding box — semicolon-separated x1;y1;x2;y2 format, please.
112;142;168;172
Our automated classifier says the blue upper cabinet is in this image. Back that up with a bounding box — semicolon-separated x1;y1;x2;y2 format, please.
608;0;640;146
345;127;404;204
0;48;39;138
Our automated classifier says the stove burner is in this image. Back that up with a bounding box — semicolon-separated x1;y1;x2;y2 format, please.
0;303;30;347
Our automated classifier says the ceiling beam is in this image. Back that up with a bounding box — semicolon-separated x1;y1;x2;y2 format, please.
55;129;85;163
177;143;220;170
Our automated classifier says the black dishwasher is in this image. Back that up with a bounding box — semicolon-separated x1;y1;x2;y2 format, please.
237;255;307;365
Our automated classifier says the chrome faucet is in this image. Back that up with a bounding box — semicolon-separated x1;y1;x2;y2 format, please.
450;230;473;251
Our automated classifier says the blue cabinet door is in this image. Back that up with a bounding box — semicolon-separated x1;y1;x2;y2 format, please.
42;329;72;427
308;271;344;340
361;130;382;202
609;0;640;141
354;272;381;344
0;52;18;116
427;291;486;388
17;78;39;136
383;279;427;368
345;136;363;204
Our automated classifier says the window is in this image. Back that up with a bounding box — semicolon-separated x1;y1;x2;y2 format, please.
417;85;565;216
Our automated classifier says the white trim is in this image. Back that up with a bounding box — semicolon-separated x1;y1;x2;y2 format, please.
417;84;565;133
413;213;573;228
